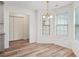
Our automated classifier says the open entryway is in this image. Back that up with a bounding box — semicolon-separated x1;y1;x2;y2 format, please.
9;14;29;50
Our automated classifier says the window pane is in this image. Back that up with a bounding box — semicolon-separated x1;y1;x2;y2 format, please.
56;25;68;31
75;8;79;25
42;17;50;35
56;11;68;35
57;30;67;35
75;8;79;40
56;12;68;25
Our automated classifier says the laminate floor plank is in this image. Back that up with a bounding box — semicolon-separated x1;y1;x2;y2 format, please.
24;44;57;57
51;48;73;57
13;44;53;57
37;46;64;57
0;40;76;57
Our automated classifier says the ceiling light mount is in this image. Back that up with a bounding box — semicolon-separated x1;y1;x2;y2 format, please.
42;1;53;19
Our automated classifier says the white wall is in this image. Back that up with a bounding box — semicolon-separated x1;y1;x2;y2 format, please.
4;3;36;48
4;5;9;48
23;15;29;39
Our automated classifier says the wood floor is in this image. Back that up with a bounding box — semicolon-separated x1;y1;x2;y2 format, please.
0;39;76;57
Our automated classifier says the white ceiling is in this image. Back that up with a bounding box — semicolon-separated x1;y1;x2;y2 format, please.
5;1;72;11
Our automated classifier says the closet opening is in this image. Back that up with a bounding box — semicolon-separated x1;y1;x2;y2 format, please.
9;14;29;50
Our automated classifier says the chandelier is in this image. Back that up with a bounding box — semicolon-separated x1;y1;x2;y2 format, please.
42;1;53;35
42;1;53;19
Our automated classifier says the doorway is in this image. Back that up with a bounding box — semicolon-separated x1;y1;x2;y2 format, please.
9;14;29;50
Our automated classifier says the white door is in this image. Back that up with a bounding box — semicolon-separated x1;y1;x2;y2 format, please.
9;15;29;41
13;17;24;40
9;16;25;41
9;16;14;41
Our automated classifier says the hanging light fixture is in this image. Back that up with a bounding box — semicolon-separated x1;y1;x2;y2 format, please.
42;1;53;19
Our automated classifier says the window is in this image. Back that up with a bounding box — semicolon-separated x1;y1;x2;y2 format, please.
56;12;69;35
42;16;50;36
75;8;79;40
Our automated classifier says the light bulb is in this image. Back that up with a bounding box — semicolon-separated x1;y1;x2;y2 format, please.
50;15;53;18
43;16;45;18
